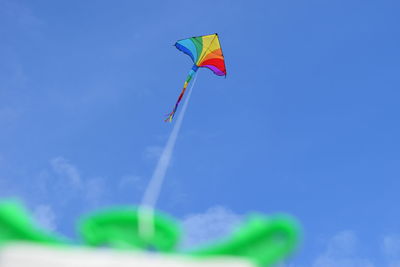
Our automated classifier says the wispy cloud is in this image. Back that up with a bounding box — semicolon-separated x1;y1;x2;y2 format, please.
3;155;148;227
33;204;57;231
48;157;112;208
50;157;82;188
0;155;151;237
382;235;400;258
382;234;400;267
180;206;242;249
309;232;400;267
312;231;375;267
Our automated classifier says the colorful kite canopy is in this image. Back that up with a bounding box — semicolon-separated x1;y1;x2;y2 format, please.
165;33;226;122
175;33;227;76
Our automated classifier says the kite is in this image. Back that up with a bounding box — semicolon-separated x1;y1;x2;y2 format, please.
165;33;227;122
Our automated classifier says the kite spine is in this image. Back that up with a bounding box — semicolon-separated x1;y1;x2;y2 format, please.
165;65;198;122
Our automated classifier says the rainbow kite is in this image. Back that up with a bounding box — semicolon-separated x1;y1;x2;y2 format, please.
165;33;226;122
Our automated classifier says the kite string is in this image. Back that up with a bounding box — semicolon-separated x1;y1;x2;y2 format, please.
138;73;198;241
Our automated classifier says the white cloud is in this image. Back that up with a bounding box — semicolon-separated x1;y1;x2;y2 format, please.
381;234;400;267
383;235;400;258
312;231;375;267
313;256;375;267
33;157;148;211
180;206;242;249
258;231;400;267
325;231;358;256
50;157;82;188
33;204;56;231
49;157;111;207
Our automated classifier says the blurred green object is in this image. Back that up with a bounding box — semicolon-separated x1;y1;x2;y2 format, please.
0;201;301;266
79;207;180;252
190;215;300;266
0;201;64;246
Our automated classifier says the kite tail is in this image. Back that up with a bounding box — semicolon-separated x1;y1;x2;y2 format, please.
165;65;198;122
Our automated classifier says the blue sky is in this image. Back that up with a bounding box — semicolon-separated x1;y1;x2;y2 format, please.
1;0;400;266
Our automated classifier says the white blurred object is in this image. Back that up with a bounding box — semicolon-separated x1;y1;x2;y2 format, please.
0;243;254;267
